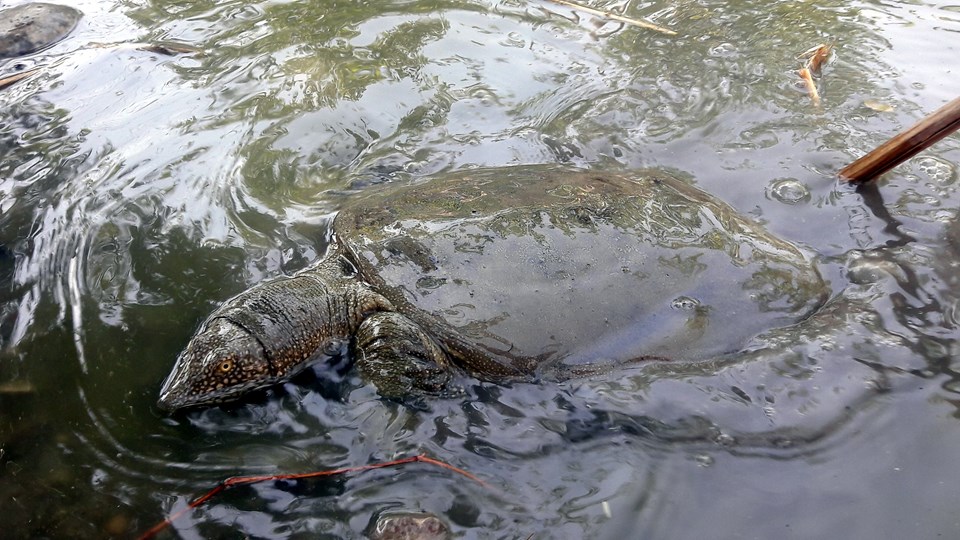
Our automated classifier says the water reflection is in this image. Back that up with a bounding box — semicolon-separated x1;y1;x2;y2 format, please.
0;0;958;537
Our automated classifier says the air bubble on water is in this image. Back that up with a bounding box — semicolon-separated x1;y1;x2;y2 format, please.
901;173;922;185
502;31;526;48
845;252;907;285
774;437;795;449
933;209;959;223
708;42;736;57
403;161;427;173
671;296;700;310
714;432;736;446
693;454;714;467
915;156;957;186
766;178;810;205
846;259;883;284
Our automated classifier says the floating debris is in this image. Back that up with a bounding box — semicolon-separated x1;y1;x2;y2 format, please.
89;41;201;56
796;43;834;104
798;43;833;76
543;0;676;35
138;454;485;539
0;379;35;394
864;99;895;113
797;66;820;105
136;42;201;56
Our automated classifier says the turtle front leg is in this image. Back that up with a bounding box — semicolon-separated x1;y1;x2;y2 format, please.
353;311;455;399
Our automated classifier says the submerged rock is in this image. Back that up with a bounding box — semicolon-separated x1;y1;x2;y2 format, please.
0;3;82;58
367;511;451;540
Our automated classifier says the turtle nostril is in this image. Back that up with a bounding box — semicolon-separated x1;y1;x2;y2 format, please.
156;395;175;412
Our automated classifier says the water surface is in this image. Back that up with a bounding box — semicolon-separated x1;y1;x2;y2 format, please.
1;0;959;537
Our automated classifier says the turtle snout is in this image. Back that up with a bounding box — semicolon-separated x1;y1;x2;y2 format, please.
157;318;272;411
156;390;180;412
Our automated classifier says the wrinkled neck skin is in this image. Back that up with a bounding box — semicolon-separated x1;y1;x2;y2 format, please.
341;241;532;382
157;242;395;411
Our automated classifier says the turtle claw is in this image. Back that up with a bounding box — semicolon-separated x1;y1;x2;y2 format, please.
354;311;454;399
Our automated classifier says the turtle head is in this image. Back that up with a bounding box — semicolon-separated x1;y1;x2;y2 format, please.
157;318;275;411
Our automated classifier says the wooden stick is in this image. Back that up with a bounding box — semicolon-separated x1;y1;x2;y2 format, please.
839;97;960;183
543;0;676;35
797;67;820;105
0;69;39;90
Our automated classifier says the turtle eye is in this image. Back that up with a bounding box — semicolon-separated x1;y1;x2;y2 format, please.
218;359;234;373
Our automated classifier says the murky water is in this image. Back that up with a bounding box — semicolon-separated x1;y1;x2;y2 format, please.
1;0;958;537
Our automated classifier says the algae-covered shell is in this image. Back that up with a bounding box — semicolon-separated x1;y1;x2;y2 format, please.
337;166;829;370
0;3;82;58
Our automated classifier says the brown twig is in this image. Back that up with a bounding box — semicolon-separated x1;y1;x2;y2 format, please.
88;41;201;56
839;97;960;183
543;0;676;35
797;67;820;106
796;43;832;104
137;454;487;540
798;43;832;76
0;69;39;90
136;43;201;56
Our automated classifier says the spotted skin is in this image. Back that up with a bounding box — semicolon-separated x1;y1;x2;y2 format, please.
158;252;393;410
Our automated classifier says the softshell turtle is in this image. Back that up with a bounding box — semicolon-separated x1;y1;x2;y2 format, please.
158;166;828;410
0;3;82;58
